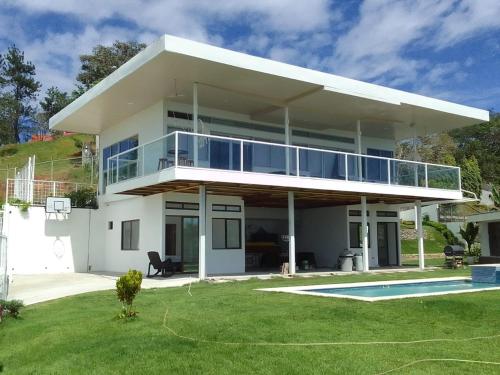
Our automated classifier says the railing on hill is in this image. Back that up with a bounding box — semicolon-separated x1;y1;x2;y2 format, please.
5;179;96;206
106;131;462;192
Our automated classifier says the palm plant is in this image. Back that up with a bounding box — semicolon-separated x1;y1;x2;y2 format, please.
459;222;479;252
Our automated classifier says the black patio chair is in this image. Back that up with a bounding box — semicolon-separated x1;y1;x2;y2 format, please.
147;251;175;278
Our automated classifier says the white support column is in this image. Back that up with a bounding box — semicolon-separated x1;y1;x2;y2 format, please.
284;107;290;175
193;82;199;167
361;196;369;272
416;200;425;270
356;120;363;181
198;184;207;280
288;191;296;275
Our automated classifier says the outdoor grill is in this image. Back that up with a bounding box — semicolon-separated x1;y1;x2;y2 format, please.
444;245;465;268
443;245;465;257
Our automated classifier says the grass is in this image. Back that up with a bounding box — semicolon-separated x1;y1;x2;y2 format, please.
2;269;500;374
0;134;96;201
401;223;448;254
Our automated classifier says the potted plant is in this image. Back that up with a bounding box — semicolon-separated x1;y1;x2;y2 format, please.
466;243;481;264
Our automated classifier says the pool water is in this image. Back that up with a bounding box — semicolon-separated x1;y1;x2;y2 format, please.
312;280;499;298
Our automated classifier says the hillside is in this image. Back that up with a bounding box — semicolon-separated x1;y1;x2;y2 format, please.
0;134;97;203
400;221;448;254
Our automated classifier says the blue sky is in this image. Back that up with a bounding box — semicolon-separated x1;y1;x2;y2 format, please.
0;0;499;111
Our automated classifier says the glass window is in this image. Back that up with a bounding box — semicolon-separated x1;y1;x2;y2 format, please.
376;211;398;217
102;135;138;192
212;204;241;212
349;210;370;217
165;202;199;210
212;218;241;249
121;220;140;250
212;204;226;211
349;222;370;248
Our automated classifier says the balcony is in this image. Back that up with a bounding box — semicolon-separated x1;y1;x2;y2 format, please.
106;131;461;199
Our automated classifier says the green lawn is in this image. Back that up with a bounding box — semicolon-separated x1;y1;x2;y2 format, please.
2;269;500;374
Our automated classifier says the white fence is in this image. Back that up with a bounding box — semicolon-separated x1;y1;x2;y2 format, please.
0;234;8;300
6;179;96;206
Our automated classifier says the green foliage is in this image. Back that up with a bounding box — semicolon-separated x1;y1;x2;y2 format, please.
459;222;479;250
450;113;500;185
116;269;142;319
460;156;482;198
491;185;500;208
0;45;41;143
37;87;72;135
0;299;24;318
64;187;97;209
424;220;460;245
8;198;30;212
466;243;481;258
77;41;146;90
396;133;457;165
423;214;430;224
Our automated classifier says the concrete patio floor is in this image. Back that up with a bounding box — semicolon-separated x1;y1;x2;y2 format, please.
8;272;198;305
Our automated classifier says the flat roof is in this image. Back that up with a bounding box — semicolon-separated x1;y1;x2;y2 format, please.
467;211;500;223
50;34;489;139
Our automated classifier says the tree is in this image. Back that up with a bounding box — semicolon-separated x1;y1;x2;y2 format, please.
0;45;41;143
37;87;72;134
396;133;456;165
450;114;500;185
459;222;479;251
76;41;146;90
460;156;482;199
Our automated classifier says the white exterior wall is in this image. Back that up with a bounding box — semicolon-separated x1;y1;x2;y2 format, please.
101;192;244;275
4;204;104;274
297;206;348;268
400;204;439;222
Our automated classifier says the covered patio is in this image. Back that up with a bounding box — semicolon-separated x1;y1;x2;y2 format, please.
115;179;436;279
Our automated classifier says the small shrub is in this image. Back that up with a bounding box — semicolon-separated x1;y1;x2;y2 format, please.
116;270;142;319
423;214;430;224
424;220;460;245
466;243;481;258
0;299;24;320
64;187;97;209
8;198;30;212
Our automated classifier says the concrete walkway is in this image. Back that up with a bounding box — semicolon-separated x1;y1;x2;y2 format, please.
8;273;198;305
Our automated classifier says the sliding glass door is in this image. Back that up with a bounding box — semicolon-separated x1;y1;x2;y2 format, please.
182;217;199;273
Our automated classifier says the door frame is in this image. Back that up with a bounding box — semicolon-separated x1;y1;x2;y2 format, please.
377;222;399;267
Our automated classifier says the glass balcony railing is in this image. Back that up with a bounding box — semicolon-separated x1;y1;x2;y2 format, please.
106;131;461;192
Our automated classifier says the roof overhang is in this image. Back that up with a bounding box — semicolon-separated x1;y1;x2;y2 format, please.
50;35;490;139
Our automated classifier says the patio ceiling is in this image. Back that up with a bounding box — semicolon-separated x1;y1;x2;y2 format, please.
117;180;442;208
50;35;489;140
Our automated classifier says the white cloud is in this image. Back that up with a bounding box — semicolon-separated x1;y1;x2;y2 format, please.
0;0;498;110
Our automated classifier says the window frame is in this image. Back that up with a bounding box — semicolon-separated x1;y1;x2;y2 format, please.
121;219;140;251
349;222;370;248
212;218;242;250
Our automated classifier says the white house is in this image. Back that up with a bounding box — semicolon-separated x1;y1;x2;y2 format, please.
46;35;488;278
467;211;500;263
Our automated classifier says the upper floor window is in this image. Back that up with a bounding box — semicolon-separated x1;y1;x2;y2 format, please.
102;135;138;192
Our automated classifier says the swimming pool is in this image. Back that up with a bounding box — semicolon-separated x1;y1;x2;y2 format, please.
259;277;500;301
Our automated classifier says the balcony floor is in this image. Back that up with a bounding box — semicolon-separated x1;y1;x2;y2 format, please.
115;178;446;208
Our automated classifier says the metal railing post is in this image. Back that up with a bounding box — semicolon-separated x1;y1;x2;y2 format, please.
175;132;179;167
296;147;300;177
240;140;244;172
344;155;348;181
387;159;391;184
52;181;56;196
425;164;428;188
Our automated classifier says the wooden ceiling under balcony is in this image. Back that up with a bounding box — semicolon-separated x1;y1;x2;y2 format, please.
117;180;437;208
